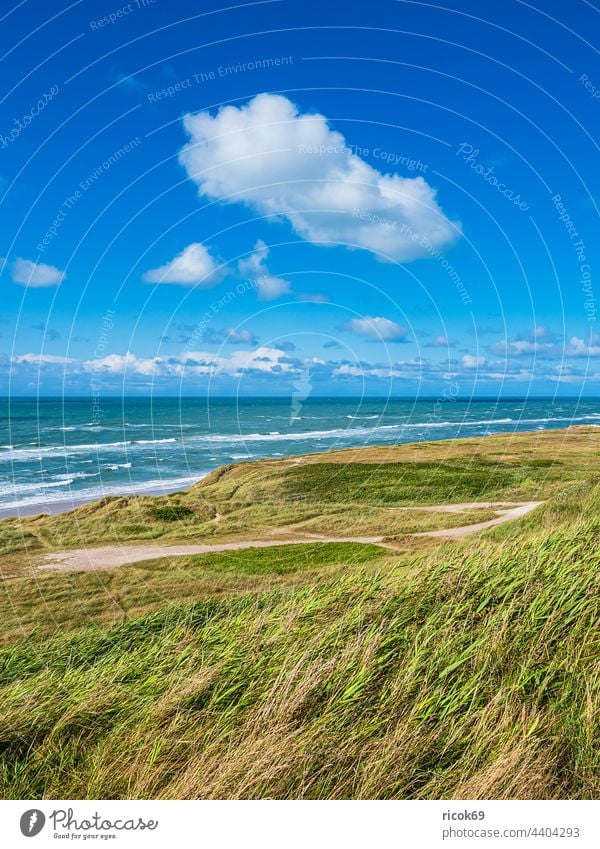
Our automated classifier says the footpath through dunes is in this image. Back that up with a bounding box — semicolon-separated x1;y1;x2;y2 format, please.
0;426;597;580
36;501;545;573
1;481;599;799
0;430;599;799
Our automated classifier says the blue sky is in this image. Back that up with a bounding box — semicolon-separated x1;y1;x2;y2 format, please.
0;0;598;396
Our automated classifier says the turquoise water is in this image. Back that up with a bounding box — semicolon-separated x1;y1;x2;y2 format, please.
0;397;599;515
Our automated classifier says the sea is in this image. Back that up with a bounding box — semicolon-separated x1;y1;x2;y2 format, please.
0;396;599;517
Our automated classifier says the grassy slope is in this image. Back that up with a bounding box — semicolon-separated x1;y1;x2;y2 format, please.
0;427;597;578
0;428;598;799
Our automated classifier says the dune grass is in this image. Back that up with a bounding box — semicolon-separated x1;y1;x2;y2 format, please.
0;428;598;799
0;483;598;799
0;427;598;579
0;543;387;645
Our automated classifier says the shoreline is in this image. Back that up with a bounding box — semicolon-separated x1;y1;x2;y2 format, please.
0;478;205;521
1;422;597;522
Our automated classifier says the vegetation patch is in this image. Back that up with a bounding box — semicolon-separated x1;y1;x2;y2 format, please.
149;504;195;522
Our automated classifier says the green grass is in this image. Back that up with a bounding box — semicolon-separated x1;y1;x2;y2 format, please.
0;543;386;644
279;459;540;504
0;428;598;799
0;428;597;579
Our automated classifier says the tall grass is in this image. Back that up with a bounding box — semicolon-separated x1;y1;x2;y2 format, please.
0;485;597;799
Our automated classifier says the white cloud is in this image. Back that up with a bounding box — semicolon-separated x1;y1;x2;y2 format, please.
461;354;486;368
566;335;600;357
9;345;600;389
84;352;160;375
143;243;225;287
333;363;421;380
179;93;460;261
238;240;292;300
427;334;456;348
224;328;258;344
342;316;409;342
83;346;295;378
185;346;295;376
12;258;65;288
202;327;259;345
488;326;559;357
12;353;72;365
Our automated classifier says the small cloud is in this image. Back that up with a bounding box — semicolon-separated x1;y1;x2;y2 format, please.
238;241;292;301
115;73;150;94
296;292;329;303
143;243;225;287
202;327;259;346
278;341;296;352
566;335;600;357
488;326;561;357
13;353;72;365
12;258;65;288
426;334;456;348
323;340;342;349
342;316;409;343
461;354;486;368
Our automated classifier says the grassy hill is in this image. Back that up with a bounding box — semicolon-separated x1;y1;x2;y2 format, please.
0;427;598;798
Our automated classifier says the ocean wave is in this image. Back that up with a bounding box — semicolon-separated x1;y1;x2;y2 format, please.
3;414;600;469
0;474;206;512
53;472;100;481
0;478;76;496
0;437;177;464
188;414;600;446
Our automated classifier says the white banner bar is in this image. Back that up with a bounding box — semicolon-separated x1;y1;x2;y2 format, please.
0;800;598;848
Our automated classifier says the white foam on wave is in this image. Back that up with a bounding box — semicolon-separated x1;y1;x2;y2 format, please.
0;478;75;496
187;414;600;446
0;474;206;512
0;437;177;464
53;472;100;481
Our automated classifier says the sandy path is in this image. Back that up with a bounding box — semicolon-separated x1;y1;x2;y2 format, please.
413;501;543;538
38;536;386;573
36;501;543;574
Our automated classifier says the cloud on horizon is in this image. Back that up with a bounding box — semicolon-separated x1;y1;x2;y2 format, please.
7;346;600;391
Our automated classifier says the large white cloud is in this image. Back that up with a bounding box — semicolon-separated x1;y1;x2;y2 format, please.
12;258;65;287
179;93;460;261
143;243;224;287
